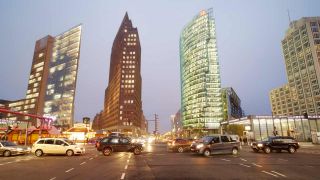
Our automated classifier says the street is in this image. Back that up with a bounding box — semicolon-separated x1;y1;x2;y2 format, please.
0;143;319;180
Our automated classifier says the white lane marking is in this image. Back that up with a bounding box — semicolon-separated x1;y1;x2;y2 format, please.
49;177;56;180
6;162;13;164
252;163;262;167
239;163;251;168
127;159;130;163
271;171;287;177
120;173;126;180
89;158;93;160
278;158;288;161
80;162;86;165
125;165;128;169
221;159;231;161
0;164;3;166
65;168;74;173
240;158;247;162
262;171;278;177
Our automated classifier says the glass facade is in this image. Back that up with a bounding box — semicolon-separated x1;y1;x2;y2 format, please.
224;115;320;141
180;9;223;131
43;25;82;128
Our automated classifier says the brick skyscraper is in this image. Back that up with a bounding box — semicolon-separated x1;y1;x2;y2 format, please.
102;13;143;136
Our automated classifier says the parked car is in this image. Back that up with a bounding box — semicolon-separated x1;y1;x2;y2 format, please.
190;135;240;157
167;138;193;153
251;136;300;154
31;138;85;157
96;136;143;156
0;141;31;157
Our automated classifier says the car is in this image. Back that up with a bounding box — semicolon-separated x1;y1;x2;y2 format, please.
251;136;300;154
190;135;240;157
167;138;193;153
96;136;143;156
31;138;85;157
0;141;31;157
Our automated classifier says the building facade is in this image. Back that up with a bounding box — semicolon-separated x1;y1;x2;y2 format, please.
180;9;223;133
222;115;320;142
270;17;320;116
43;25;82;129
221;87;244;120
171;109;182;136
1;25;82;130
101;13;143;136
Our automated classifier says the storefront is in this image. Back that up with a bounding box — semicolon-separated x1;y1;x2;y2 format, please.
222;115;320;142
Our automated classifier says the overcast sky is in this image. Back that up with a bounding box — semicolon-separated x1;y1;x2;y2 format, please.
0;0;319;133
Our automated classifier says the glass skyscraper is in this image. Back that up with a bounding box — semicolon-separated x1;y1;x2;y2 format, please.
180;9;223;132
44;25;82;129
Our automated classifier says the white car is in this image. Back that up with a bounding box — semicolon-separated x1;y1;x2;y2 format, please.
31;138;85;157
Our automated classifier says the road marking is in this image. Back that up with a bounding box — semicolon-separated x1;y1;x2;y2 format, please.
6;162;13;164
221;159;231;161
262;171;278;178
127;159;130;163
89;158;93;160
0;164;3;166
278;158;288;161
120;173;126;180
240;158;247;162
80;162;86;165
125;165;128;169
252;163;262;167
271;171;287;177
15;160;21;162
49;177;56;180
65;168;74;173
239;163;251;168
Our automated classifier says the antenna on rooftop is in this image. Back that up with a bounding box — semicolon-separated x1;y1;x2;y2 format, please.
287;9;292;27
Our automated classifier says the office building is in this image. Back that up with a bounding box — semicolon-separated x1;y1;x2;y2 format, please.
180;9;223;134
221;87;244;120
43;25;82;129
270;17;320;116
101;13;143;136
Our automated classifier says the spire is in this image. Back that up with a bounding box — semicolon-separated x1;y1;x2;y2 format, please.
123;12;129;22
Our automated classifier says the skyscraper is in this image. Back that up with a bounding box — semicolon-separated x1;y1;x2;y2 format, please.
101;13;143;136
270;17;320;116
43;25;82;128
180;9;223;134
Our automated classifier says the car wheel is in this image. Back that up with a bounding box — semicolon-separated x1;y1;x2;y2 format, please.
232;148;239;155
203;149;211;157
103;148;112;156
253;149;259;153
35;149;43;157
263;146;271;154
133;148;141;155
288;146;296;154
177;147;184;153
3;150;11;157
66;150;74;156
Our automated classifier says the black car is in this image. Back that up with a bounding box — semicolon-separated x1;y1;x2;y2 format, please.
96;136;143;156
251;136;300;154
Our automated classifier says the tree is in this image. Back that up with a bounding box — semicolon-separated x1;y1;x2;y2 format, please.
225;124;245;136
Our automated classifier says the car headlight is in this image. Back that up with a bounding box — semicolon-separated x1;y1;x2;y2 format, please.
257;143;263;147
27;147;31;150
196;144;204;149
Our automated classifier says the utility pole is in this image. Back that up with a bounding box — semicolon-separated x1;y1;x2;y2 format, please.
154;114;159;135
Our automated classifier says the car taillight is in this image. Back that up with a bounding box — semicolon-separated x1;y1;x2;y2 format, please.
97;142;100;147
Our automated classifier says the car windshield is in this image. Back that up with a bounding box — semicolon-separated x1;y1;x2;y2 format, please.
1;141;17;146
200;136;213;143
64;140;76;145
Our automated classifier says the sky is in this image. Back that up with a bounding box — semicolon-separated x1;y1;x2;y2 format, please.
0;0;319;133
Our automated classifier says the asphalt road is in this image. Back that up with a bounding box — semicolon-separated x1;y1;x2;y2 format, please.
0;144;319;180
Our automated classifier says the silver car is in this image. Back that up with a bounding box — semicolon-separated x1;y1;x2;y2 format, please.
0;141;31;157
